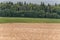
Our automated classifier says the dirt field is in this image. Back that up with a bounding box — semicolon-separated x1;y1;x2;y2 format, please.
0;23;60;40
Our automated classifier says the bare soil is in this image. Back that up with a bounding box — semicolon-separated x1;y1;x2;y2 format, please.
0;23;60;40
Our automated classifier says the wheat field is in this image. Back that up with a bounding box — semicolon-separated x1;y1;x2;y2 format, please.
0;23;60;40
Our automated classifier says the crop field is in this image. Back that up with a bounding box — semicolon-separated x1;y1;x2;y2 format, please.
0;17;60;23
0;23;60;40
0;17;60;40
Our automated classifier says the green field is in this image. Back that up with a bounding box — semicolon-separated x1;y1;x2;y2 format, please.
0;17;60;23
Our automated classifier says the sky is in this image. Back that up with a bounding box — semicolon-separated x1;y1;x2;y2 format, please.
0;0;60;4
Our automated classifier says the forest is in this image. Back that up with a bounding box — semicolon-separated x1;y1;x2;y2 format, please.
0;1;60;18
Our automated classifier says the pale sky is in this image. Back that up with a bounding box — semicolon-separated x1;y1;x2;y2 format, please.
0;0;60;4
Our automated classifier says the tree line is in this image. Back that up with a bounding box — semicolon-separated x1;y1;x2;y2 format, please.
0;1;60;18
